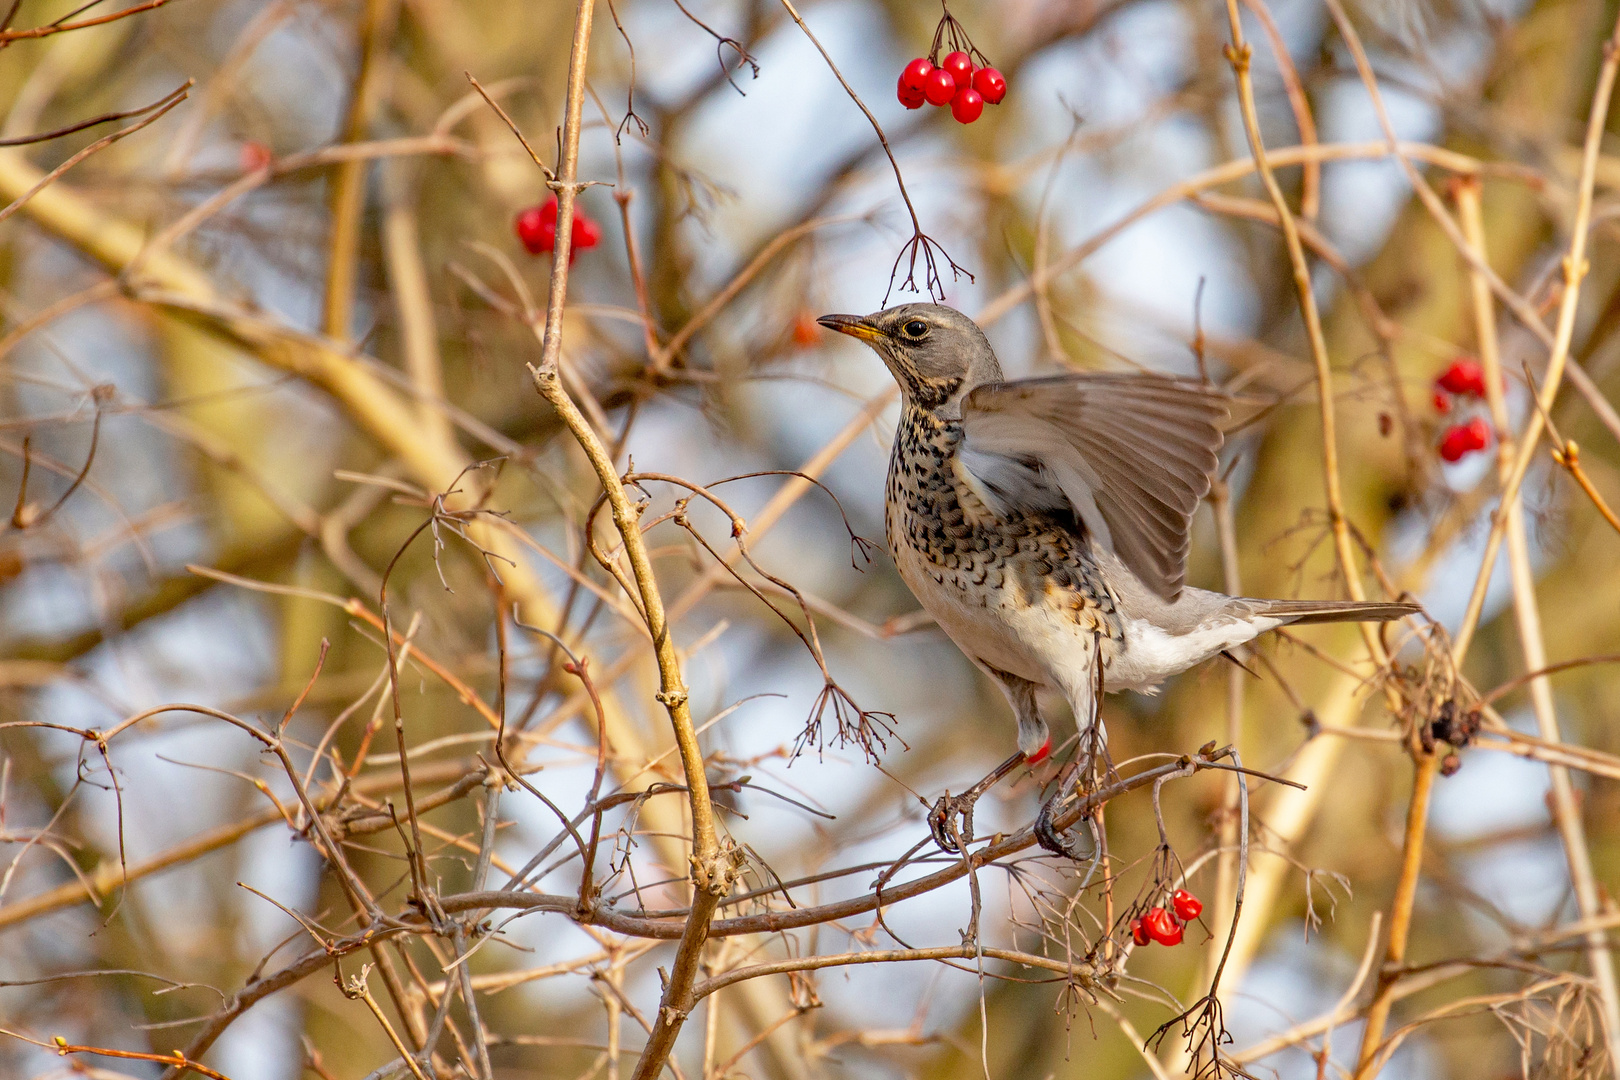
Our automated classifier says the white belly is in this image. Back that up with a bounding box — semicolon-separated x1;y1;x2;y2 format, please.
1107;613;1281;692
895;540;1279;701
893;543;1095;696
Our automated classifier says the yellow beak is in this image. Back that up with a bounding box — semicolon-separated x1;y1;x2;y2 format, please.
816;313;885;343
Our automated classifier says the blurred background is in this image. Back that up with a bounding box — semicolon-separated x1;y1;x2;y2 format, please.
1;0;1619;1077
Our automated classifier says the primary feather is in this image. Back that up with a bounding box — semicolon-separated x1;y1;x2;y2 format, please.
959;374;1229;603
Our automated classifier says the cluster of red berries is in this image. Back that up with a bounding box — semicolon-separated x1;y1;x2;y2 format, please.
515;196;602;262
1432;357;1489;404
1431;358;1497;463
1439;417;1493;463
1129;889;1202;948
897;52;1006;123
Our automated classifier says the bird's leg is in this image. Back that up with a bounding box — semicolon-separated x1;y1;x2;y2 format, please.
1039;642;1110;860
930;668;1048;854
929;749;1026;853
1036;726;1108;860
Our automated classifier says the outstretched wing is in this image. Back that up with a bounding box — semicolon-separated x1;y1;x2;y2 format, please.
958;373;1228;602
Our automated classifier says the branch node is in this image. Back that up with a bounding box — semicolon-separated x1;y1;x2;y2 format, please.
691;841;743;897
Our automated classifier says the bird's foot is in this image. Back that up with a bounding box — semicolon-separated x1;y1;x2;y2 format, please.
928;749;1028;854
928;791;979;854
1034;793;1093;860
1034;762;1095;861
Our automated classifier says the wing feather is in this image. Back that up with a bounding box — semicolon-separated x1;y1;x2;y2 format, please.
960;373;1227;601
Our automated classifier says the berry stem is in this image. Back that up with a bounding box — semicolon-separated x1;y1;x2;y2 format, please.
777;0;967;301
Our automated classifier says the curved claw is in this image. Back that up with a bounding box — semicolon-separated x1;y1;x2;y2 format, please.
929;791;979;854
927;750;1027;854
1035;792;1094;861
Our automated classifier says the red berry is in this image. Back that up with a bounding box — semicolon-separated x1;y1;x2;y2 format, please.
898;74;926;109
1439;417;1494;461
1432;390;1452;414
1024;735;1052;765
239;140;272;172
1436;358;1488;397
571;213;602;250
1143;907;1183;946
1438;424;1473;462
791;310;821;347
901;57;934;92
515;205;555;254
923;68;956;106
516;196;600;259
972;66;1007;104
950;87;984;124
1131;918;1152;947
1171;889;1203;922
941;51;974;88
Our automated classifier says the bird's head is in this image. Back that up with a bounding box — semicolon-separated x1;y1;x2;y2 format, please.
818;303;1003;412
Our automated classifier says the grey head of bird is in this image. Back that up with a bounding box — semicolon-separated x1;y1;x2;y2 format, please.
818;303;1004;413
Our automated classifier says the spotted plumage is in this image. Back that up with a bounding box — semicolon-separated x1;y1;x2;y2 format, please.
888;404;1119;638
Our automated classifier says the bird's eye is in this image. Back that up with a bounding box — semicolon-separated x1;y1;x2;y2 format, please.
902;320;928;339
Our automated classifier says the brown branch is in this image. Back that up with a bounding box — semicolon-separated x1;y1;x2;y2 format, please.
5;1035;234;1080
0;90;184;146
436;749;1236;941
1221;0;1383;637
0;0;171;41
321;0;398;341
0;759;477;934
974;139;1532;329
775;0;965;301
184;565;503;730
1331;3;1620;662
1550;441;1620;536
691;945;1097;1002
342;965;432;1080
1352;751;1440;1074
532;1;597;376
1481;653;1620;704
1458;149;1620;1060
1239;0;1319;219
651;215;848;369
486;2;737;1076
0;81;190;228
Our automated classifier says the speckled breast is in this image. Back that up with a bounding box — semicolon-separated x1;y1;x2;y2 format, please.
883;406;1122;641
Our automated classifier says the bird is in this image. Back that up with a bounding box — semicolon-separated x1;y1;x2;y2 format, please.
817;303;1418;854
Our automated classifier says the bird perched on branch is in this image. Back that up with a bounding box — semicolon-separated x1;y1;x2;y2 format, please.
818;303;1417;855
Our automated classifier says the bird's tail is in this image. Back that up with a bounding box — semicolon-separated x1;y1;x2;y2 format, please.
1248;599;1420;625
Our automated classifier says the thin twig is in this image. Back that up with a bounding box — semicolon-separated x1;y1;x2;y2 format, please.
1220;0;1382;637
0;82;190;229
775;0;966;301
0;0;171;40
1465;168;1620;1061
487;3;738;1076
1550;441;1620;535
322;0;398;341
